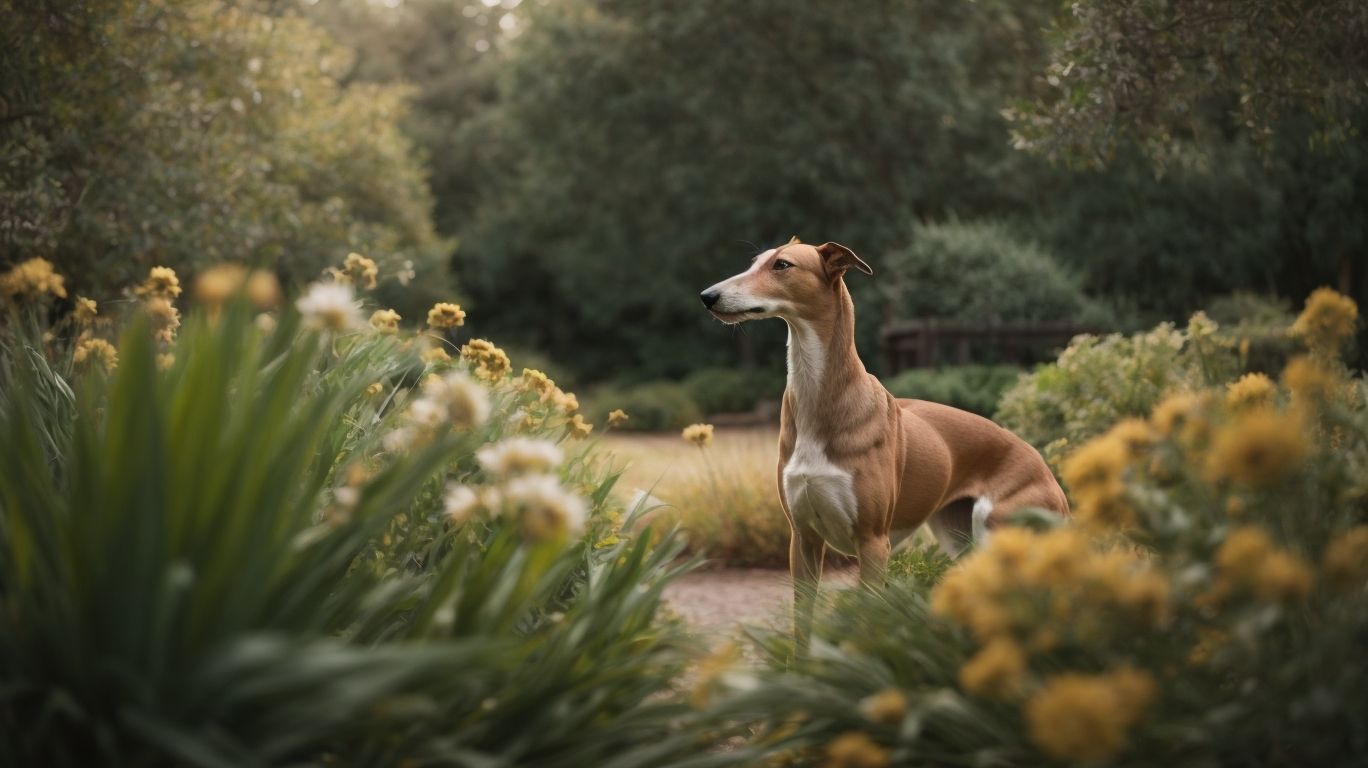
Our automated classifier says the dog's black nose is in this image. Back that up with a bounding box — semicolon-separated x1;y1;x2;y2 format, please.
699;290;720;308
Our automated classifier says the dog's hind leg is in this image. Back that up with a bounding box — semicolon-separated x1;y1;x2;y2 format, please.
858;535;890;586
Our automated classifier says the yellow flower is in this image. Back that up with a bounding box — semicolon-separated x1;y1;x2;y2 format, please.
143;296;181;344
1151;391;1211;445
1254;551;1313;602
1;257;67;300
73;296;98;326
73;337;118;371
427;302;466;329
569;413;593;439
1323;526;1368;589
156;353;175;371
959;637;1026;699
1225;372;1276;411
460;338;511;381
607;408;629;427
1216;525;1312;602
858;689;906;725
1204;407;1307;487
823;731;889;768
1282;355;1340;406
1290;287;1358;357
517;368;556;399
1026;667;1156;762
365;382;384;398
1216;526;1275;584
1060;436;1133;528
369;308;402;334
193;263;248;308
422;346;452;364
136;266;182;300
331;252;378;290
682;423;714;446
246;269;282;308
1022;528;1090;586
553;388;579;414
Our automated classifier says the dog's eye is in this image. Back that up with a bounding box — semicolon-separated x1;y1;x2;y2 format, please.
772;260;793;271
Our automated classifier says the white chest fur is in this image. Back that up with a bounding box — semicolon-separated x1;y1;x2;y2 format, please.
783;321;859;555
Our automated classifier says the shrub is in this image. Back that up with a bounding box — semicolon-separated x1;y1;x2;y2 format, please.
0;261;705;767
588;381;702;432
882;219;1113;326
683;367;786;415
883;365;1022;416
700;289;1368;768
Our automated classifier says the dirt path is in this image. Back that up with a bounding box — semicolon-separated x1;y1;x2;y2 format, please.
662;567;858;638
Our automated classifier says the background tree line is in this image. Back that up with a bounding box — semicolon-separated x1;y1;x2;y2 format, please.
5;0;1365;381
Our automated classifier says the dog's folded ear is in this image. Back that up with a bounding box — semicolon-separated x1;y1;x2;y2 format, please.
816;242;873;278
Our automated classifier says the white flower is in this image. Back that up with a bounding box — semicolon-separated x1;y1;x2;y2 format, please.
477;437;563;477
255;313;277;333
334;486;360;509
382;426;416;453
504;473;587;539
406;397;446;430
443;483;482;523
420;371;491;431
295;282;363;332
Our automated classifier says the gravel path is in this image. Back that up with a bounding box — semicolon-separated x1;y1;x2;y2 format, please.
662;567;858;638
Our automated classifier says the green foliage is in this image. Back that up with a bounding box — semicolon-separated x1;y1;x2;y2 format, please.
883;365;1023;417
683;367;785;416
589;381;702;433
0;1;453;314
996;313;1248;469
0;299;706;766
885;542;954;588
883;220;1110;326
1014;0;1368;164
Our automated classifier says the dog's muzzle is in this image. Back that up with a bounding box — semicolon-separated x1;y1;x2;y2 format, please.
699;290;720;308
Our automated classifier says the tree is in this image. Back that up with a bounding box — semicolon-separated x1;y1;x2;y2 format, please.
0;0;453;312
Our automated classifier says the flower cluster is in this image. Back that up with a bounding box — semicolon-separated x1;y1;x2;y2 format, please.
446;436;587;540
427;302;466;329
384;371;491;452
1208;525;1313;603
192;264;282;310
682;423;714;447
460;339;512;382
134;266;182;345
1024;666;1156;762
331;252;379;290
1;258;67;301
1291;286;1358;357
73;337;118;372
297;282;363;333
369;308;401;334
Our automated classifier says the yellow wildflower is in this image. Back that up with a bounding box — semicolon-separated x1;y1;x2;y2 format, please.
858;689;906;725
607;408;629;427
1151;391;1212;446
460;338;511;381
553;388;579;414
1225;372;1276;411
332;252;378;290
823;732;889;768
73;296;98;326
1026;667;1156;762
422;346;452;364
1254;550;1313;602
1060;436;1133;528
366;382;384;398
246;269;282;308
73;337;118;371
959;636;1026;699
136;266;182;299
517;368;556;399
1;257;67;300
369;308;402;334
1204;407;1306;487
1323;526;1368;589
1290;287;1358;357
193;263;248;308
143;296;181;344
682;423;714;447
569;413;593;439
1282;355;1340;406
427;302;466;329
1216;525;1312;602
156;353;175;371
1216;526;1274;584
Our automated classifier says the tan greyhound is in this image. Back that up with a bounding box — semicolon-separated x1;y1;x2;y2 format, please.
699;238;1069;645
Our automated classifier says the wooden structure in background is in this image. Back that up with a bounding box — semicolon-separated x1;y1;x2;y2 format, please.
881;320;1102;373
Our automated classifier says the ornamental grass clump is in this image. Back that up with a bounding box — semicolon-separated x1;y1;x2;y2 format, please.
0;260;710;767
709;289;1368;768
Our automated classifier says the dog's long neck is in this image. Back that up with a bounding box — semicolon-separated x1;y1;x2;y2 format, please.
785;280;879;443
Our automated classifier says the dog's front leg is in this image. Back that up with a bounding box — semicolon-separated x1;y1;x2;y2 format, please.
857;535;890;587
790;526;826;657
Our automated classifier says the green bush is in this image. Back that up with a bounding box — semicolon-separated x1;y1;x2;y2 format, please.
683;367;785;415
588;381;702;432
883;365;1022;416
996;312;1245;470
883;219;1113;326
0;280;705;766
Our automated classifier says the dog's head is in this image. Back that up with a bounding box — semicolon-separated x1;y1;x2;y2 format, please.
699;237;872;324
